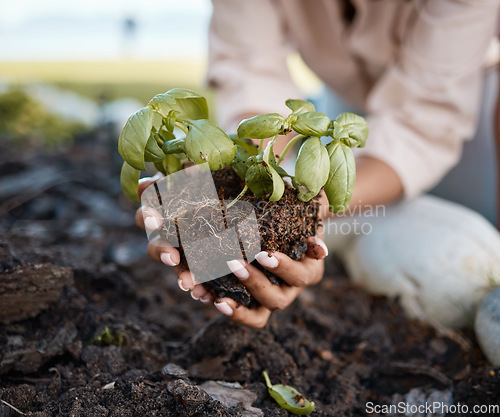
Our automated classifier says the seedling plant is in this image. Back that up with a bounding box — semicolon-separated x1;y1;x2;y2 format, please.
118;88;368;212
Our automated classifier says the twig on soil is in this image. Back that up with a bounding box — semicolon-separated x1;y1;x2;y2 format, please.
8;376;53;383
0;178;73;217
388;362;452;386
1;399;27;416
428;318;473;352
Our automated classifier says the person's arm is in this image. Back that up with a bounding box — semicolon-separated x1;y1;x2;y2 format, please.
318;156;404;219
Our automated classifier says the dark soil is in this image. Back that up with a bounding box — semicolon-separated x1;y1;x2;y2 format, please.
1;131;499;417
141;165;319;307
201;169;319;306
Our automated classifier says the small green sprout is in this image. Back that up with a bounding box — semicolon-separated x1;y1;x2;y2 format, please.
90;327;126;347
263;371;315;415
118;89;368;213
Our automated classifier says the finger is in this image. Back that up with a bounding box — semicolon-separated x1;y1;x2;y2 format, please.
136;206;163;231
174;264;195;290
305;236;329;260
190;284;214;304
137;172;164;198
254;251;324;287
190;284;208;299
147;239;180;266
214;297;272;329
227;260;303;311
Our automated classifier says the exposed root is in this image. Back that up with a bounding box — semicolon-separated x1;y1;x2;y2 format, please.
1;399;26;416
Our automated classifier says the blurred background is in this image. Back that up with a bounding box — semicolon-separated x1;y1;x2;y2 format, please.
0;0;322;282
0;0;321;143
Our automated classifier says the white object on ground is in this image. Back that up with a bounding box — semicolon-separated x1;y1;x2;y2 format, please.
324;195;500;328
475;286;500;366
101;97;144;134
25;83;99;126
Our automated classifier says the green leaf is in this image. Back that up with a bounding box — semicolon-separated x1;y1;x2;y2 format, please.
164;113;177;133
120;162;141;203
148;88;209;120
154;154;182;175
232;145;250;180
144;133;165;162
263;139;285;201
245;164;273;197
285;99;315;114
158;128;176;142
237;113;284;139
293;137;329;202
231;139;258;181
152;110;163;130
268;167;285;201
118;107;154;171
162;138;185;154
324;141;356;213
263;371;315;415
292;112;330;137
184;119;237;171
334;113;368;148
331;120;348;140
230;136;259;156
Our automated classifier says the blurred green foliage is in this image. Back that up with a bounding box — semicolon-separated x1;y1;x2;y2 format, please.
0;89;85;147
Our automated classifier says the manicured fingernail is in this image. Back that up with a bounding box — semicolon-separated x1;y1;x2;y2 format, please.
227;260;249;280
139;172;162;182
200;295;212;304
145;216;160;231
177;278;189;292
311;237;329;257
215;301;233;316
160;252;178;266
255;251;279;269
191;292;200;301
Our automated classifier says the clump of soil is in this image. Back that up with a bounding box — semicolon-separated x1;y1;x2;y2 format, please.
0;131;499;417
142;165;320;306
204;168;320;306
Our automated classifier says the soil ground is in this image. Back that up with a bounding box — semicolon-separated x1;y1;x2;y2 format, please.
0;130;499;416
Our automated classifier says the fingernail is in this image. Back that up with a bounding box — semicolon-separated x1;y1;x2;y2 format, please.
255;251;279;269
311;237;329;257
145;216;160;231
140;172;163;182
215;301;233;316
200;295;212;304
191;292;200;301
177;278;189;292
161;252;178;267
227;260;249;280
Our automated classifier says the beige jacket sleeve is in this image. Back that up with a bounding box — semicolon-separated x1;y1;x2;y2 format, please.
207;0;300;132
357;0;500;199
208;0;499;200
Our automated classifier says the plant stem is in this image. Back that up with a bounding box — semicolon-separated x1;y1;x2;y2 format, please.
175;121;189;136
225;184;248;209
258;138;264;154
154;133;164;146
276;134;307;165
262;371;272;389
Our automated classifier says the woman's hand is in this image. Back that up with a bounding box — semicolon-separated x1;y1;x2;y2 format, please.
212;238;326;328
135;174;327;328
